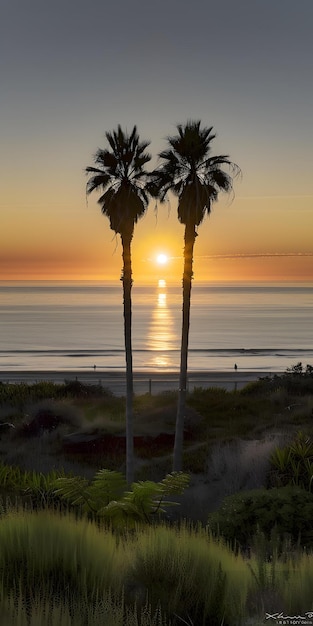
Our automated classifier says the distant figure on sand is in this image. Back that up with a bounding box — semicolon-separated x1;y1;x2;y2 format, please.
234;363;238;371
93;364;96;370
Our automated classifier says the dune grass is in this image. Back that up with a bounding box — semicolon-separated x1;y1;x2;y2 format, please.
278;553;313;613
0;509;254;625
131;524;251;625
0;510;126;600
0;589;170;626
0;496;313;623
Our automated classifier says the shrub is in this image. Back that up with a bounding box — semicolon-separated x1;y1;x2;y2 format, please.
0;380;114;411
269;431;313;490
0;510;126;600
0;511;253;625
131;524;252;625
208;486;313;551
0;462;66;510
187;386;269;439
61;379;113;398
242;364;313;396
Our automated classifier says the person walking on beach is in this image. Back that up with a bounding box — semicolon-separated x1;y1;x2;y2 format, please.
234;363;238;371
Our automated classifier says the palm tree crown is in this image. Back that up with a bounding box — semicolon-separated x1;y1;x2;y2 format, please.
86;125;151;238
151;120;240;227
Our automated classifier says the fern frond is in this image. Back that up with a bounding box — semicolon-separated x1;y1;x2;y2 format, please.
98;499;142;525
54;476;93;511
126;482;163;516
91;469;127;505
158;471;190;496
53;471;190;524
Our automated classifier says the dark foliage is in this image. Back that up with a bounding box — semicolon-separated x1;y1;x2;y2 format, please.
268;431;313;490
208;485;313;551
242;363;313;396
62;379;113;398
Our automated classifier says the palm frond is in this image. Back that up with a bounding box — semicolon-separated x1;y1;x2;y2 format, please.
94;149;118;170
207;169;233;193
85;125;152;236
86;173;111;195
150;120;241;225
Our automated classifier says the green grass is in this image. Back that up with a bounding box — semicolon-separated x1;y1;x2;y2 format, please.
0;588;171;626
0;507;313;623
131;524;251;625
0;510;253;625
278;553;313;613
0;510;126;598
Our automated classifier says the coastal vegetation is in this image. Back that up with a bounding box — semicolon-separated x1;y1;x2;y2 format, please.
1;366;313;622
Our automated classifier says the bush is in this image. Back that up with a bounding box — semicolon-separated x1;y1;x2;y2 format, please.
0;462;66;510
187;386;269;438
0;510;252;625
131;524;251;625
61;379;113;398
0;510;125;599
208;486;313;550
269;431;313;490
0;380;114;410
242;363;313;396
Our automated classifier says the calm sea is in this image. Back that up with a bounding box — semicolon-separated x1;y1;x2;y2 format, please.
0;280;312;373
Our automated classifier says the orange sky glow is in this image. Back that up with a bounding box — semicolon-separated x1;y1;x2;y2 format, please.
2;192;313;282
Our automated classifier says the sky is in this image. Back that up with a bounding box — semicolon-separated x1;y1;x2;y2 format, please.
1;0;313;282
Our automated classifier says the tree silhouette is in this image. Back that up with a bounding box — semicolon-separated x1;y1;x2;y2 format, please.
86;125;151;483
151;120;241;471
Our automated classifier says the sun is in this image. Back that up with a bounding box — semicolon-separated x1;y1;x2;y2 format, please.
156;253;168;265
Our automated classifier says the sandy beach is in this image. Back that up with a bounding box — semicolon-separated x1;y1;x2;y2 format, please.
0;370;272;396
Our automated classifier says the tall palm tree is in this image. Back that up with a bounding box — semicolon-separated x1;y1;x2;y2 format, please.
151;120;241;471
86;125;151;484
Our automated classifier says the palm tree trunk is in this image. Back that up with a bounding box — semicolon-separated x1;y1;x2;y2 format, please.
173;223;197;472
121;233;134;484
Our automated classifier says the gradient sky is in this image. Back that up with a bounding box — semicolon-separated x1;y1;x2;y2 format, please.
1;0;313;282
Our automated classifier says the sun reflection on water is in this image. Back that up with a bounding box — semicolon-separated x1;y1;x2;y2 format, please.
147;280;176;369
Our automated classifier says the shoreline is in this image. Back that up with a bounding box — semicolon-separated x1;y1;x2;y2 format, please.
0;369;276;395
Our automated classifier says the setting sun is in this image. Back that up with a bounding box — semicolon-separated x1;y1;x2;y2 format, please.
156;253;168;265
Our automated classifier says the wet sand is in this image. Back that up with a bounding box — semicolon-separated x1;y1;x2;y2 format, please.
0;370;274;396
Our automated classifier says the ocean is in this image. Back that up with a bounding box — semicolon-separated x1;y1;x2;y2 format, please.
0;280;312;374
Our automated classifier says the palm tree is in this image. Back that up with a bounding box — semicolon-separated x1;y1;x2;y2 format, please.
86;125;151;484
151;120;241;471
